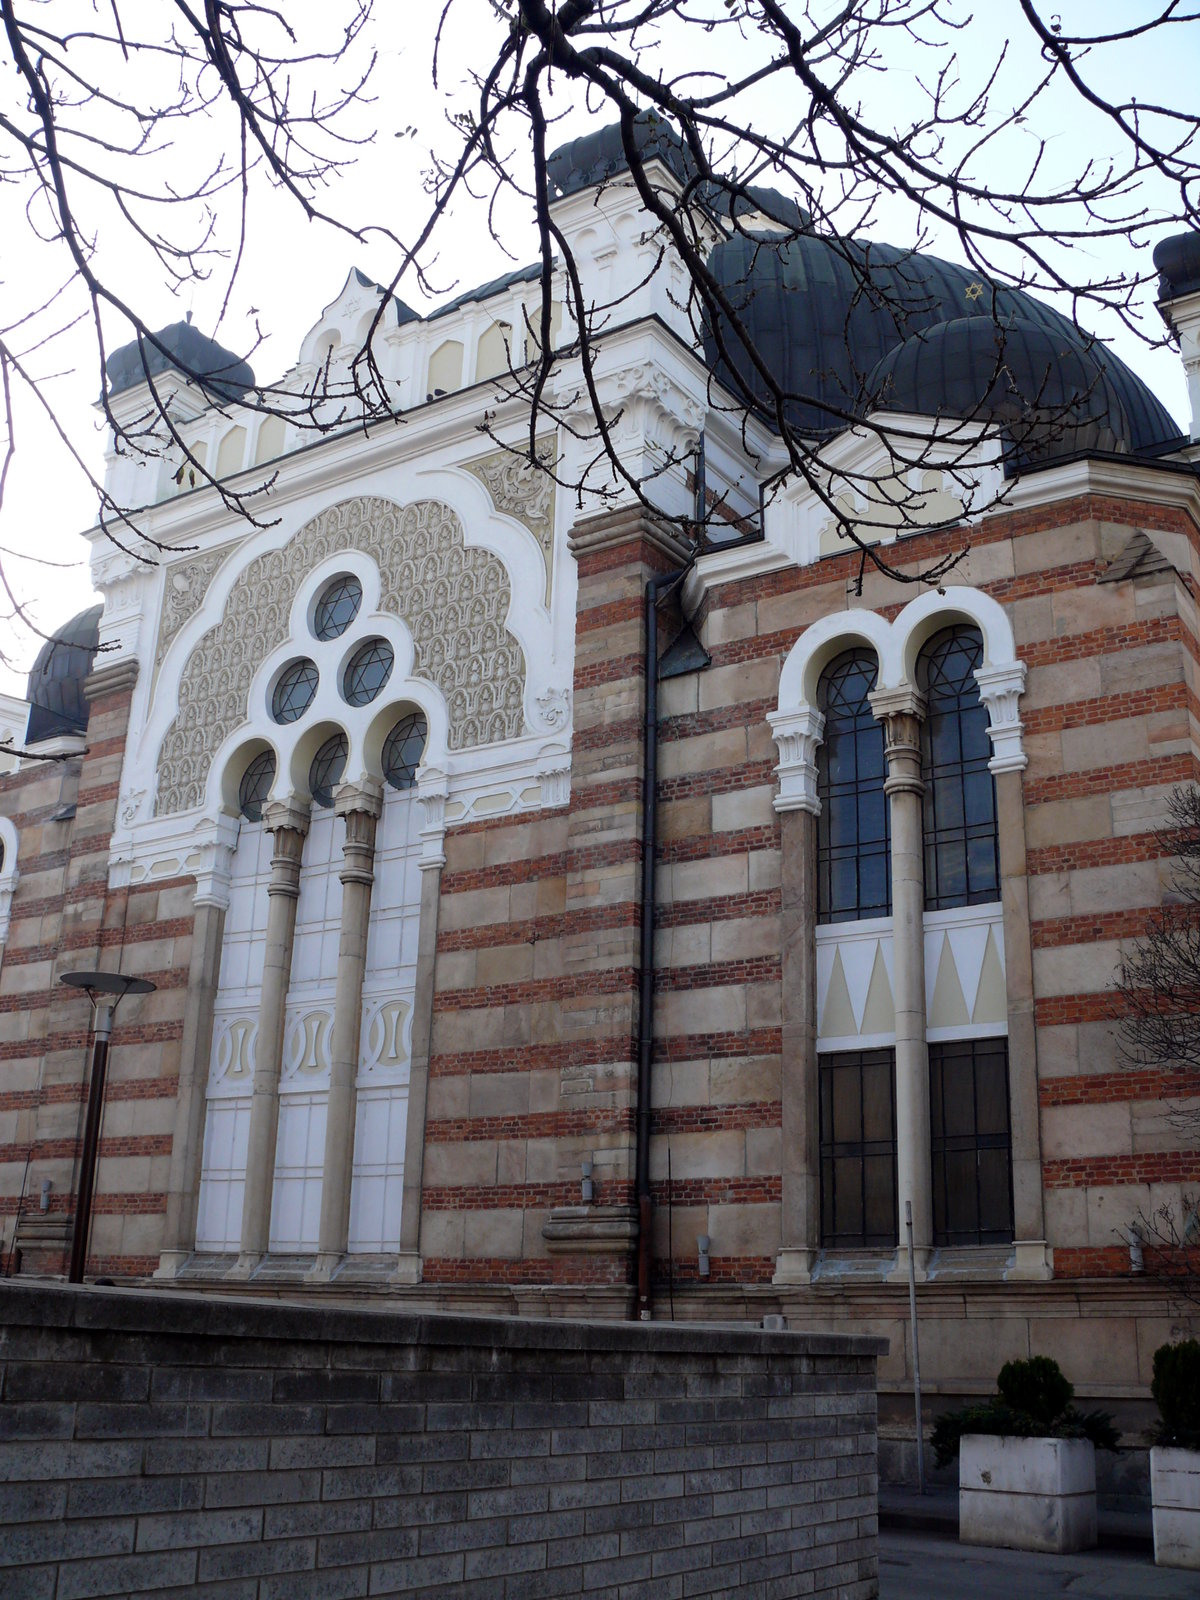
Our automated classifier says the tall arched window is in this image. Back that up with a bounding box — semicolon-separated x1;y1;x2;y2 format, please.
817;650;890;923
919;627;999;910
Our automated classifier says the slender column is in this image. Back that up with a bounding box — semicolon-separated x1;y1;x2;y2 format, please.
870;686;932;1282
233;799;310;1272
155;886;229;1278
767;704;826;1285
394;768;448;1284
310;780;383;1280
775;806;821;1283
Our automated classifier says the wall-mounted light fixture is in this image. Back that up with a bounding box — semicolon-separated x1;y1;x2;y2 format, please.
39;1177;52;1213
581;1159;594;1205
697;1234;711;1279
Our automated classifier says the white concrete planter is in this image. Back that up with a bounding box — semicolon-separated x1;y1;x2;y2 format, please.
959;1434;1097;1554
1152;1446;1200;1569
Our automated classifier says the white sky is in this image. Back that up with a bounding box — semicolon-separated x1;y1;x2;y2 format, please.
1;2;1196;695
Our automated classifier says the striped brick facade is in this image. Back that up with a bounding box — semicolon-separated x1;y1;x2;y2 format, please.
2;479;1199;1431
0;665;195;1277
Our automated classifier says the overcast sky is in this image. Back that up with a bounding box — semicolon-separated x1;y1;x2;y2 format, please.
2;2;1196;696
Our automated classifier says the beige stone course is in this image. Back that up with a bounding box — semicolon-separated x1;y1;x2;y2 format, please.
649;1129;746;1182
1032;936;1122;997
1041;1102;1132;1162
706;1200;780;1257
423;1138;497;1187
1024;796;1112;853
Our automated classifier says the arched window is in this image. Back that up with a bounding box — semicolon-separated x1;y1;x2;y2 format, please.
919;627;999;910
816;650;889;923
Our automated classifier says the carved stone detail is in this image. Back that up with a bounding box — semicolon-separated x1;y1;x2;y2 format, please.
466;435;556;605
155;547;233;673
975;661;1028;774
155;498;527;815
768;705;825;816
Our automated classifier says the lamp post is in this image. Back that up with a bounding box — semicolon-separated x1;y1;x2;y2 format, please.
58;970;156;1284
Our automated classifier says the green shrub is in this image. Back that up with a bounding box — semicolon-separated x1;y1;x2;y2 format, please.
930;1357;1119;1469
1152;1339;1200;1449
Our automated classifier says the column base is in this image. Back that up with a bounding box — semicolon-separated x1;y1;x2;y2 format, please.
1008;1239;1053;1281
773;1247;817;1286
152;1250;192;1281
304;1252;345;1285
224;1252;264;1282
389;1250;423;1285
886;1244;932;1285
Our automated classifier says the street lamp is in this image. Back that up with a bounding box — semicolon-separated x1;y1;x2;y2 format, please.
58;970;156;1284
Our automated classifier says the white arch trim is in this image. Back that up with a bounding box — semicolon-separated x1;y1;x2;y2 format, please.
770;585;1027;813
0;813;19;948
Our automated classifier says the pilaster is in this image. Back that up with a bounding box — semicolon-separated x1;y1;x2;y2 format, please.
775;807;820;1285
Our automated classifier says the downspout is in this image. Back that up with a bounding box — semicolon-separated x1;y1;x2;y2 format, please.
634;558;694;1321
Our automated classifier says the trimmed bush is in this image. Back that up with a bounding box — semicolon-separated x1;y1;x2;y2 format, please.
931;1356;1118;1469
1152;1339;1200;1449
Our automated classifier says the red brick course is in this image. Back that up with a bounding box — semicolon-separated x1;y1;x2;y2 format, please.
1043;1152;1200;1188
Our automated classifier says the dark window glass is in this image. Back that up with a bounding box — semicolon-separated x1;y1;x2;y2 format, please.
314;575;362;640
817;651;890;923
343;638;394;707
919;628;999;910
309;732;348;809
929;1038;1013;1247
272;659;318;724
382;711;427;791
238;750;276;822
819;1048;897;1249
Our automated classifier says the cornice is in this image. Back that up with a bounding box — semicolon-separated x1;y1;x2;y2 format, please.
1003;454;1200;525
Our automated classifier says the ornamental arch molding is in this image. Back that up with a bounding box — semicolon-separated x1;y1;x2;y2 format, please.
154;496;527;816
769;585;1026;813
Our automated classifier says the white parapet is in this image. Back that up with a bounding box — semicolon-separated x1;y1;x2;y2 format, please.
958;1435;1097;1555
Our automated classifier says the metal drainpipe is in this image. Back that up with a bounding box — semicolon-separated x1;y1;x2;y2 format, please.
634;560;693;1321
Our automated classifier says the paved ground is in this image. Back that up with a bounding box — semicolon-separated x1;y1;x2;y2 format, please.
879;1528;1197;1598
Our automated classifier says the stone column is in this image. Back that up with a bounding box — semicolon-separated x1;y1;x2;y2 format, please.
768;704;825;1285
869;686;932;1281
232;799;310;1274
976;661;1050;1279
394;768;448;1284
310;780;383;1281
155;839;234;1278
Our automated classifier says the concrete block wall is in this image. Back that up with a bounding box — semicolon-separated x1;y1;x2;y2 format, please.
0;1281;884;1599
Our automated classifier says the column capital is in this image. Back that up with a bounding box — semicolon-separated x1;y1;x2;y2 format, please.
867;683;927;724
869;685;926;797
974;660;1028;774
262;797;312;838
334;777;384;820
768;704;825;815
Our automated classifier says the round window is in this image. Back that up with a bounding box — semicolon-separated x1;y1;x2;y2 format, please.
382;711;427;791
238;750;276;821
309;732;348;808
343;638;394;707
314;574;362;641
272;659;318;724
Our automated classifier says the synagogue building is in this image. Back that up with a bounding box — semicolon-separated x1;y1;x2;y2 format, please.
2;121;1199;1463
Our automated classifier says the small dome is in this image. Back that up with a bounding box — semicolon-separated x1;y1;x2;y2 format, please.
25;605;102;743
865;316;1134;457
105;321;255;402
1154;231;1200;300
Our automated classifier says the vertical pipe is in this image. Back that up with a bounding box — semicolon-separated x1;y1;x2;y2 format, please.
68;1003;113;1284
